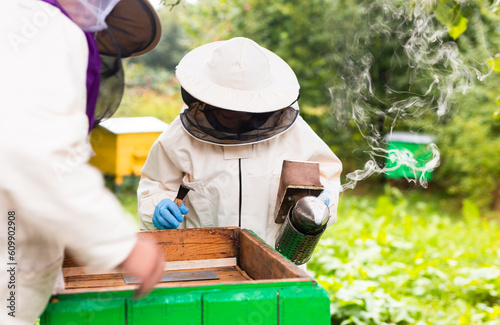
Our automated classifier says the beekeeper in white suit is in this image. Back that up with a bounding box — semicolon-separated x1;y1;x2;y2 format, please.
138;37;342;246
0;0;165;324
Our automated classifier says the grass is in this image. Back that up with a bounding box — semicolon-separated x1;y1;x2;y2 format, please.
105;177;142;227
308;183;500;325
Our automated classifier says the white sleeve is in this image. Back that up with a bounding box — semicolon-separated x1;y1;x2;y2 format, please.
295;118;343;226
137;131;184;230
0;2;136;270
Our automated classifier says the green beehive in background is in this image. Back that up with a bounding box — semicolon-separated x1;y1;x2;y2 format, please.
384;131;436;182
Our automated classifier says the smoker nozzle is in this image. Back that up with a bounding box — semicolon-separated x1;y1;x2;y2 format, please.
275;196;331;265
290;196;330;235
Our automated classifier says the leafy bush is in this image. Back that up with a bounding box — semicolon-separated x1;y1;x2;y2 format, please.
308;187;500;324
434;81;500;210
114;62;184;124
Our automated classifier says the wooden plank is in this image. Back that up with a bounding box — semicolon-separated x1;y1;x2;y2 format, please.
145;227;240;261
123;270;220;284
62;258;237;277
62;227;240;268
238;229;311;280
62;252;80;268
59;228;313;296
234;265;252;281
58;277;313;295
164;257;237;271
62;266;251;291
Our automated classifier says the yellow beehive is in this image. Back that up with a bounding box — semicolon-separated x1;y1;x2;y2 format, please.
89;117;168;187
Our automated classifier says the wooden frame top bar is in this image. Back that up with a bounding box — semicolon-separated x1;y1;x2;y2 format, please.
59;227;312;295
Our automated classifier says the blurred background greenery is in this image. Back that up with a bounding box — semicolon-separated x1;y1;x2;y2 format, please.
119;0;500;213
109;0;500;323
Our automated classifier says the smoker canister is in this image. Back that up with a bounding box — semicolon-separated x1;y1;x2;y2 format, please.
275;196;330;265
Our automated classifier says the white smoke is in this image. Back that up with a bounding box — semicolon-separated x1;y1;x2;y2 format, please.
330;0;480;192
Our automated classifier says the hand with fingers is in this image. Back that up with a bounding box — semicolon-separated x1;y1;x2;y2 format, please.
317;188;331;206
119;236;164;299
153;198;189;229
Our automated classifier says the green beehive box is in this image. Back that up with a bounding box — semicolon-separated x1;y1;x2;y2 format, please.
385;131;436;181
40;228;330;325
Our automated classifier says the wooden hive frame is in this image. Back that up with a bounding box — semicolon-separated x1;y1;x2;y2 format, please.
59;227;313;294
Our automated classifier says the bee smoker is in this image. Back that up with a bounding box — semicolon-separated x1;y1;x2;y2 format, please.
274;160;331;265
275;196;330;265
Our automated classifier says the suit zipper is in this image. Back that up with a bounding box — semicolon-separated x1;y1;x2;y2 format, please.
238;158;242;228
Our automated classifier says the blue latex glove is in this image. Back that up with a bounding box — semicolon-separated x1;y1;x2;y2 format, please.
317;188;331;206
153;198;189;229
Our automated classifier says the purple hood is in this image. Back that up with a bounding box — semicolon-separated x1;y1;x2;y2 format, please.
41;0;101;132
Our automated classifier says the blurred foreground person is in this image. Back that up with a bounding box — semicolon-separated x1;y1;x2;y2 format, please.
0;0;164;324
138;37;342;246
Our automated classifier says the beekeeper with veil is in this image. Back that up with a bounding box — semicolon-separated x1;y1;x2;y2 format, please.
138;37;343;247
0;0;165;324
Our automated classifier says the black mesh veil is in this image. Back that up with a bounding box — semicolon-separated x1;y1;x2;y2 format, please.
179;88;299;145
93;54;124;128
93;29;124;128
92;0;161;128
95;0;161;58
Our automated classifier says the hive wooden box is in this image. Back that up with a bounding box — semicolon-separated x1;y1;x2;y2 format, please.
40;228;330;325
89;117;168;188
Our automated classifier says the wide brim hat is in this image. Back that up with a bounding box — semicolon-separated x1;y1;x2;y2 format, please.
96;0;162;58
175;37;300;113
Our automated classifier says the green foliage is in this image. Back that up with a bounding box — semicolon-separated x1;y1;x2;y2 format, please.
114;5;189;123
128;0;500;209
434;0;470;40
434;75;500;209
175;0;342;107
308;188;500;324
429;0;500;110
487;55;500;73
300;0;471;185
494;111;500;123
117;89;182;123
128;6;189;71
114;180;500;323
114;181;142;226
423;4;500;209
115;61;183;123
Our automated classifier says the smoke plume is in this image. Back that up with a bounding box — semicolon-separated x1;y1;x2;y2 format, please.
329;0;480;192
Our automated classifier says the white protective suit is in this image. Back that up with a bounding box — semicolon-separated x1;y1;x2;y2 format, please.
138;107;342;246
0;1;137;324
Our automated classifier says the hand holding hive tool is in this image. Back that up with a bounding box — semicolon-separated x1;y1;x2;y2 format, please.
175;184;194;229
174;184;194;207
152;184;193;229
